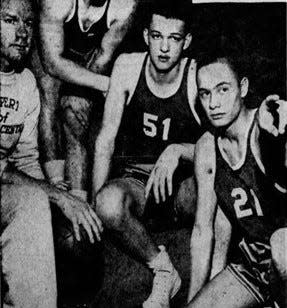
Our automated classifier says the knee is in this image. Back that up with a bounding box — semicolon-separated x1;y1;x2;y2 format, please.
96;185;130;229
270;228;287;279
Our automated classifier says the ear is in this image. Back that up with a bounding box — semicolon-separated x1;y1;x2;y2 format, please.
183;33;192;50
143;28;149;47
240;77;249;98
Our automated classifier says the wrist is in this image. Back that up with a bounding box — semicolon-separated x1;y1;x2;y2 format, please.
44;160;65;183
167;144;184;160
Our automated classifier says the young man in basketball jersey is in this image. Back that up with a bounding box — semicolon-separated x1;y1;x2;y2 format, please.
92;1;205;306
33;0;137;200
187;51;287;307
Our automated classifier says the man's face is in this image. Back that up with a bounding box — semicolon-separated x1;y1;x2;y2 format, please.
144;14;191;73
0;0;34;71
197;61;248;128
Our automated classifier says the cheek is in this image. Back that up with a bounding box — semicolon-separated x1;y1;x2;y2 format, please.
0;26;14;46
200;99;209;113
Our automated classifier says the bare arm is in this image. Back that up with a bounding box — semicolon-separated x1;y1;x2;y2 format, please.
187;132;218;303
87;0;138;74
145;143;196;203
92;55;128;200
39;0;109;91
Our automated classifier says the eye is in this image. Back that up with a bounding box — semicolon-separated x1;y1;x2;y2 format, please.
25;20;34;28
151;33;161;40
218;86;229;94
170;36;182;42
4;17;17;25
199;91;209;99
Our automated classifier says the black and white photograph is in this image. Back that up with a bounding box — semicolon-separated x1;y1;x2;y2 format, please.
0;0;286;307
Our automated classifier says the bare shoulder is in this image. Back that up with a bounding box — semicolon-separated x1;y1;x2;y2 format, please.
39;0;74;21
108;0;137;22
194;131;216;176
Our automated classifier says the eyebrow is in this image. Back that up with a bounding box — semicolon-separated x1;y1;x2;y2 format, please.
216;82;231;87
198;82;231;92
198;81;231;91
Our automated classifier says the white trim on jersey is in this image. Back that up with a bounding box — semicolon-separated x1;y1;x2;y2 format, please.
187;59;201;125
218;109;257;171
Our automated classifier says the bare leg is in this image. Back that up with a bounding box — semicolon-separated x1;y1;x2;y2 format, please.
30;45;62;162
96;178;182;307
186;268;258;308
63;96;91;197
270;228;287;307
96;180;160;262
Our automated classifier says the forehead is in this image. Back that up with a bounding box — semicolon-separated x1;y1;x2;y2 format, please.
198;62;238;89
150;14;185;34
1;0;34;18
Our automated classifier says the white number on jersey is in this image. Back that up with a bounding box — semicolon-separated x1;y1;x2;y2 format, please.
143;112;171;140
231;187;263;219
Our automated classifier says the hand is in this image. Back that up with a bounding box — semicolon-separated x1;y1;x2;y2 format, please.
145;145;180;203
53;180;70;191
57;192;103;243
62;97;90;129
258;94;287;137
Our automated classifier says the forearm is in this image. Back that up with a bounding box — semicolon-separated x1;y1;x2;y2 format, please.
92;141;114;202
45;57;109;92
39;104;60;162
188;226;214;303
2;167;64;204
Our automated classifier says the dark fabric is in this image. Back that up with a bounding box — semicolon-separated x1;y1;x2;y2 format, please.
116;56;203;164
64;0;110;57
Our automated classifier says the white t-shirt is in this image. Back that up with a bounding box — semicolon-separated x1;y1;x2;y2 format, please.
0;68;44;179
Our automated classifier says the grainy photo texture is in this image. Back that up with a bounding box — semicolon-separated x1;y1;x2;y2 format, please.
0;0;286;308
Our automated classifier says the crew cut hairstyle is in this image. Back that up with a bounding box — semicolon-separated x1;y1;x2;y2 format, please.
145;0;193;33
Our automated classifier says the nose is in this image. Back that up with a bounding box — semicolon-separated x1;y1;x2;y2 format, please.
209;93;221;110
16;22;28;39
160;38;169;53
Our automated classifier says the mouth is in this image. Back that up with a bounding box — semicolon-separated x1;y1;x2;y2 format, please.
210;113;225;120
158;55;170;63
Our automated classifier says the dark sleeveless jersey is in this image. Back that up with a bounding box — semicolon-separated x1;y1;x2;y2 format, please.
64;0;110;59
116;56;203;164
214;116;287;272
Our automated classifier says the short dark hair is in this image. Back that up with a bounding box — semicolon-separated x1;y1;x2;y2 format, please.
145;0;192;33
197;37;249;84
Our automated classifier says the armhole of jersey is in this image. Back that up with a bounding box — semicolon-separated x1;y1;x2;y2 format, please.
250;122;287;194
65;0;76;23
187;59;201;125
126;52;147;106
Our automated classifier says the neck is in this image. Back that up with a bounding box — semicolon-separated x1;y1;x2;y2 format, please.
147;58;182;85
223;107;254;143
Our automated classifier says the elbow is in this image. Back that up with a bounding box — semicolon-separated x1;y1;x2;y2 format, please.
41;53;63;79
44;61;61;79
